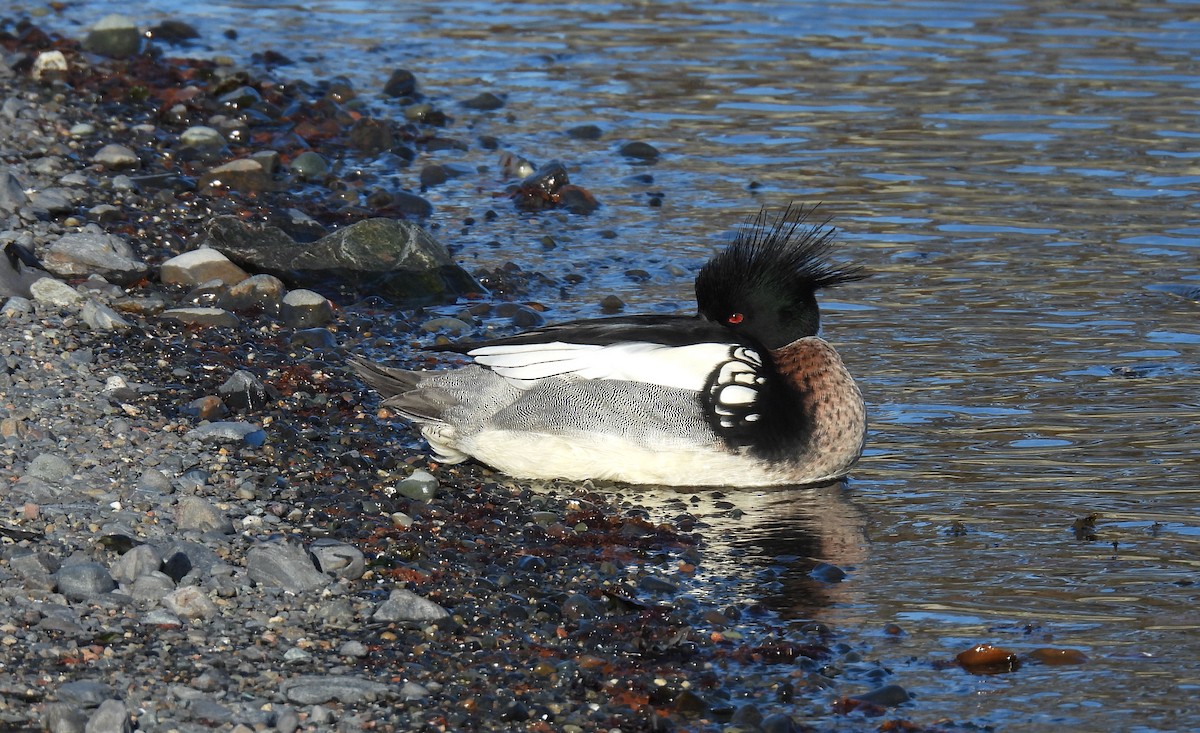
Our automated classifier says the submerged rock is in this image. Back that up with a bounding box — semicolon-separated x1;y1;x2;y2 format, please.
204;215;484;306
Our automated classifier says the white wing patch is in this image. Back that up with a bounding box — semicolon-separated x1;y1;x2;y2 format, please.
470;340;737;391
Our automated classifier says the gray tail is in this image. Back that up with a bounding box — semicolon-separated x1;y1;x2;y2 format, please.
348;356;421;398
348;356;457;423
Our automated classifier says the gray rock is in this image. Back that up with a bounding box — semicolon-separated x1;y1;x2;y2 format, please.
81;300;131;330
309;539;366;580
2;296;32;316
198;158;274;192
372;588;449;623
84;15;141;58
288;151;328;181
111;545;162;584
160;248;249;287
188;698;232;725
274;707;300;733
400;681;430;700
852;684;911;707
159;306;239;328
280;288;333;328
0;170;29;213
218;369;270;412
56;562;117;601
10;550;61;579
178;126;226;149
461;91;505;110
338;640;368;658
29;188;75;215
43;702;88;733
619;140;660;161
216;273;286;314
29;278;82;307
419;316;472;334
162;585;217;619
291;327;337;349
186;421;266;446
43;231;147;284
91;143;140;170
246;540;328;593
84;698;132;733
176;496;234;534
160;541;221;583
129;571;176;603
395;469;438;501
26;452;72;481
205;215;483;307
57;680;115;707
282;675;391;705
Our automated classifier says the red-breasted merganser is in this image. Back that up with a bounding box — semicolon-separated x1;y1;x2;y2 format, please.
352;205;867;487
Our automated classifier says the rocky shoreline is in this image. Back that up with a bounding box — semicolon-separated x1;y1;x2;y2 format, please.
0;16;933;733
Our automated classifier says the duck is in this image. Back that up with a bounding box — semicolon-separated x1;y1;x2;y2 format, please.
351;204;867;487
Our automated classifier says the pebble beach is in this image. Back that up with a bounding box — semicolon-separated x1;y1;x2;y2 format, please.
0;14;938;733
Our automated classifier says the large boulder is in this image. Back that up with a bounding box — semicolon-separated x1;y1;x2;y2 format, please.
204;216;483;306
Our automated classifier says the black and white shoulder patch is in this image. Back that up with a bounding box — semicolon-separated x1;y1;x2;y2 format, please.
705;346;768;438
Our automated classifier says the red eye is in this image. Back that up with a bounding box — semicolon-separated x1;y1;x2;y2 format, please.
727;313;744;325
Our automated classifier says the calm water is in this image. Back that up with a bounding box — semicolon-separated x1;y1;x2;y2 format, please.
35;0;1200;729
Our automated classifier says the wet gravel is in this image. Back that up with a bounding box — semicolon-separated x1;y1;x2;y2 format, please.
0;16;956;733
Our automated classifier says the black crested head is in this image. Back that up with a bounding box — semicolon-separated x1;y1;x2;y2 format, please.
695;204;866;349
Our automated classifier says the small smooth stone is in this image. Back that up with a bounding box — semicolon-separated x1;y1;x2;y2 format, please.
217;273;286;314
111;544;163;584
162;586;218;619
183;395;229;421
130;572;176;603
372;588;449;622
383;68;417;97
56;562;117;601
281;289;333;328
218;370;270;412
599;294;625;312
462;91;505;110
32;50;68;81
176;496;234;534
198;159;272;192
179;126;226;149
159;307;239;328
291;328;337;349
26;453;72;482
186;421;266;446
619;141;660;161
309;539;366;580
84;14;140;58
81;300;132;330
56;680;114;707
420;316;471;334
566;124;602;140
395;469;438;501
92;143;140;170
160;249;249;287
29;278;83;307
852;684;911;707
289;151;328;181
43;702;88;733
85;699;133;733
282;675;390;705
956;643;1021;674
1028;647;1089;665
246;540;329;593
